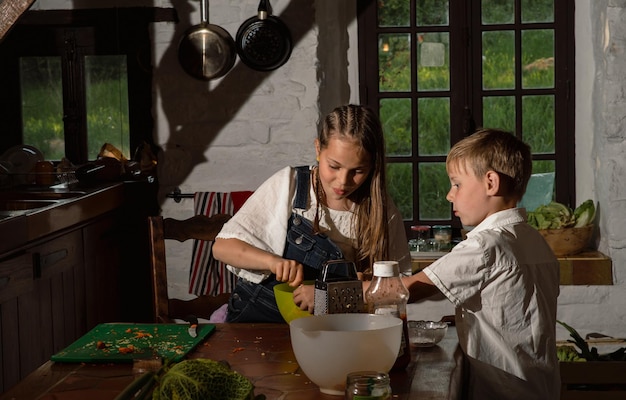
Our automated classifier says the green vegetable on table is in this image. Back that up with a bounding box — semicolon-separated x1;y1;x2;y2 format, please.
152;358;266;400
527;200;596;230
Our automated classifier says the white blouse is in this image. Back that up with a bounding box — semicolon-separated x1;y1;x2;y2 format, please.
217;166;411;283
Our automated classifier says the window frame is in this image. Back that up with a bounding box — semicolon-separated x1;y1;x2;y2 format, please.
0;8;176;164
357;0;575;235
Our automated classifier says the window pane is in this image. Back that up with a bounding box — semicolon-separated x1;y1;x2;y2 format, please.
379;33;411;92
85;55;130;160
387;162;413;219
20;57;65;160
482;0;514;25
381;98;412;156
522;95;555;153
483;96;515;132
533;160;555;174
482;30;515;90
378;0;410;27
519;160;555;211
416;0;449;26
419;162;450;220
520;164;555;211
522;0;554;23
522;29;554;89
417;32;450;91
418;98;449;156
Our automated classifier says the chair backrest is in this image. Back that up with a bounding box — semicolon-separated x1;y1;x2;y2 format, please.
147;214;232;323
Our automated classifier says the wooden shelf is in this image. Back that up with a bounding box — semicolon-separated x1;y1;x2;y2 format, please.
561;361;626;399
411;250;613;286
558;250;613;285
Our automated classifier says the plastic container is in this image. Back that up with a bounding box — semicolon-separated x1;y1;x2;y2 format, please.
364;261;411;371
289;314;402;395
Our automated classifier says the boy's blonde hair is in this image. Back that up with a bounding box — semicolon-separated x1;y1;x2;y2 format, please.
446;128;532;201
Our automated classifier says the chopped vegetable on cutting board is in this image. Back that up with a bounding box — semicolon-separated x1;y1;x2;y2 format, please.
51;323;215;363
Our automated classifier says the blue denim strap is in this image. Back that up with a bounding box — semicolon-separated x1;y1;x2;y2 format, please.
293;166;310;209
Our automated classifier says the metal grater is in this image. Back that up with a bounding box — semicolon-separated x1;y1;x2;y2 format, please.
326;281;365;314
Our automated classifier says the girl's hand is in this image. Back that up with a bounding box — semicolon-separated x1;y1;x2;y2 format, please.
270;258;305;287
293;284;315;313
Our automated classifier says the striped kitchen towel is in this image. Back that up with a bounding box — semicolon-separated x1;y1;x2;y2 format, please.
189;191;253;296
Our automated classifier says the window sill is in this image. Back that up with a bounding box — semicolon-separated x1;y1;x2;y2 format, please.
411;250;613;286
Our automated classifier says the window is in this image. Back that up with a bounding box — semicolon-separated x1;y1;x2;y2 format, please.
358;0;574;234
0;8;175;164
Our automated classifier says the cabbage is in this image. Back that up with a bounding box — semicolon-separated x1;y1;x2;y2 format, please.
573;199;596;227
152;359;265;400
527;200;595;229
527;201;575;229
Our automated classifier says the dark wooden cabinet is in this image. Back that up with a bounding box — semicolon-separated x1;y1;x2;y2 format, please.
0;229;84;388
0;182;155;393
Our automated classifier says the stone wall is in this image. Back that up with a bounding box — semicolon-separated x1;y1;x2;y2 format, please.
557;0;626;339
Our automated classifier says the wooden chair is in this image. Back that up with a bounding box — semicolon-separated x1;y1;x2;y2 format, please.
147;214;232;323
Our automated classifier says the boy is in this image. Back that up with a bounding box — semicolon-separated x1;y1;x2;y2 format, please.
404;129;560;399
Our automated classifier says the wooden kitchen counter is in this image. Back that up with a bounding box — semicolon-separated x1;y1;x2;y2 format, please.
0;323;463;400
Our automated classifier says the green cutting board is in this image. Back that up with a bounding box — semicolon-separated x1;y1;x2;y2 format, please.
51;323;215;363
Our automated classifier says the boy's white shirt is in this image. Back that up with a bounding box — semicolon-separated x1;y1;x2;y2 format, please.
424;208;561;399
217;166;411;283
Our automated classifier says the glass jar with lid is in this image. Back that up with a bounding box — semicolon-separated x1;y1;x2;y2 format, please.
432;225;452;250
345;371;392;400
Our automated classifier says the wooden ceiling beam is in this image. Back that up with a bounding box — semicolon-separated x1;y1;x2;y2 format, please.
0;0;36;43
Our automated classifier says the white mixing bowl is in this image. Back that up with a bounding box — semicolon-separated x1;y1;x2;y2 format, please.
289;313;402;395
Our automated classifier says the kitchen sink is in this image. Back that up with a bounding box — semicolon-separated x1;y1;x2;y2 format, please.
0;199;60;212
0;187;88;219
0;190;86;201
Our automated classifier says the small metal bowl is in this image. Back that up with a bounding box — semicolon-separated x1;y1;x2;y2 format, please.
408;320;448;347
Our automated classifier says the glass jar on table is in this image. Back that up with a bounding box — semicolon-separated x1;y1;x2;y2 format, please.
346;371;392;400
408;225;431;252
432;225;452;251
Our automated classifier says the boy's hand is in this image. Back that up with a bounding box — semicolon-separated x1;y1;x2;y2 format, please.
293;284;315;313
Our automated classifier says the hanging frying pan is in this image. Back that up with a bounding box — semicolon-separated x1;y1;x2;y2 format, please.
178;0;237;80
236;0;293;71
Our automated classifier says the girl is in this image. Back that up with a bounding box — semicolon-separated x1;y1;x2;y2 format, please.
212;104;410;322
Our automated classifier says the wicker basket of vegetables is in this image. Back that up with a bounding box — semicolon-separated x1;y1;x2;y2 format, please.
527;200;596;256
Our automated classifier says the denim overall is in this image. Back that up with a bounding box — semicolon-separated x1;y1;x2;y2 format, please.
226;166;344;323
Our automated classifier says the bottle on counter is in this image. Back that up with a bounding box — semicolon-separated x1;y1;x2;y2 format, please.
364;260;411;371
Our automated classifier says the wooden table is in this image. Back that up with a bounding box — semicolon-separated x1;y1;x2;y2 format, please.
0;323;463;400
